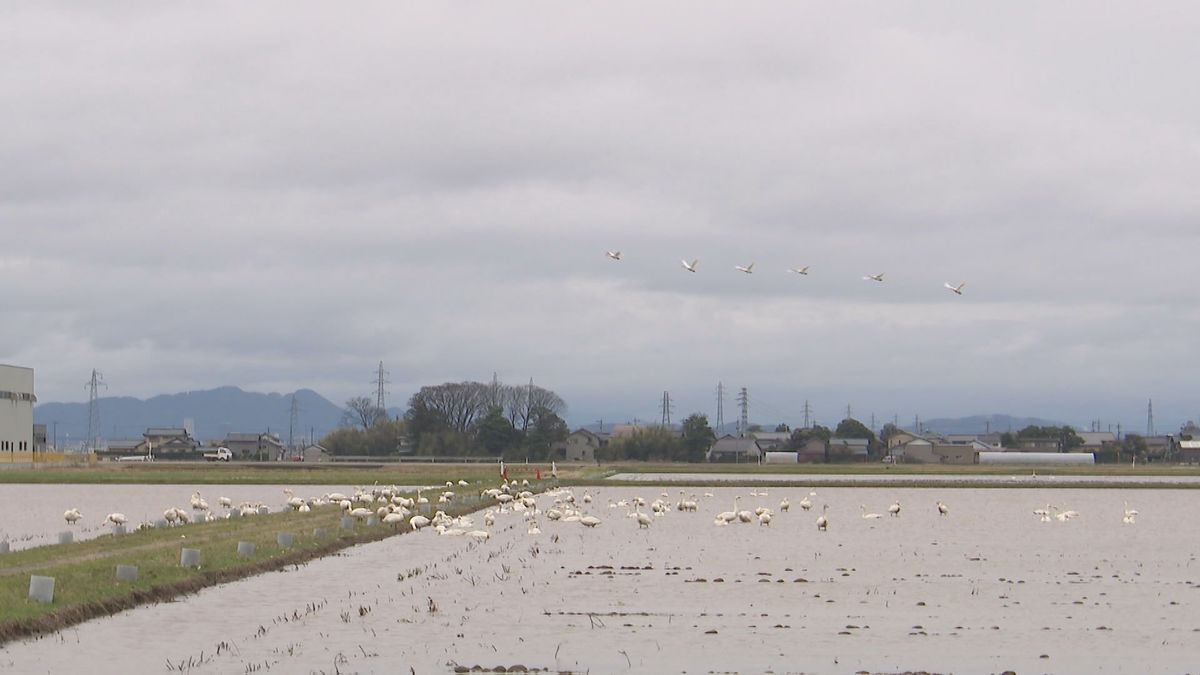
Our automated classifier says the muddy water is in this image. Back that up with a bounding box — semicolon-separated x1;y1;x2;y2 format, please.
2;487;1197;673
0;485;423;550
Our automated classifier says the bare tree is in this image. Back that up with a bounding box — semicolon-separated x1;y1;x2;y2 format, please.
343;396;386;430
502;380;566;433
407;382;490;434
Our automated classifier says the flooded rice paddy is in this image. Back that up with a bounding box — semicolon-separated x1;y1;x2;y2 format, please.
0;485;422;551
611;471;1200;486
2;486;1198;673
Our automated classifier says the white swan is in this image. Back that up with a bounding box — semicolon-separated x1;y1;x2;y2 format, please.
863;273;885;282
888;501;901;517
789;266;810;276
606;250;622;260
944;281;966;295
64;508;83;525
634;503;652;529
106;513;127;526
816;505;829;531
734;263;754;274
681;259;699;273
936;501;949;516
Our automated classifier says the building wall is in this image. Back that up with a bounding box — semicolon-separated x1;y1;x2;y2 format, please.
0;365;35;455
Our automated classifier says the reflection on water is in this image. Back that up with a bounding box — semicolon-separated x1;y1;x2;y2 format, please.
2;486;1197;672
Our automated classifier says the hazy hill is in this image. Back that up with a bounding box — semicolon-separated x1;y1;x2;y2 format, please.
34;386;359;446
918;414;1068;435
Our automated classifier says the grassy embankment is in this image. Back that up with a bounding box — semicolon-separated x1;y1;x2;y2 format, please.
0;482;527;645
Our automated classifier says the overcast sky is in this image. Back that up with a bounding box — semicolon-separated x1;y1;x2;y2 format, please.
4;3;1199;433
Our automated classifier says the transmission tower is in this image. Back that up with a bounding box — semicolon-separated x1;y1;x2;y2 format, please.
84;369;106;453
803;400;812;429
288;394;301;451
660;391;674;426
715;382;726;435
845;403;852;420
1147;399;1155;437
373;361;390;412
737;387;749;437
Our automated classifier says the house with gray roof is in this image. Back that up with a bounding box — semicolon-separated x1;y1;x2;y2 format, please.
706;435;762;463
827;437;869;462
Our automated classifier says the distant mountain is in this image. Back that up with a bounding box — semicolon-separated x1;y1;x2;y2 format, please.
918;414;1068;435
35;386;353;447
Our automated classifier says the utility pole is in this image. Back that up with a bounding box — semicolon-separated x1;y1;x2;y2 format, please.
737;387;749;438
373;361;390;412
1147;399;1155;437
84;369;106;453
715;382;726;436
660;391;673;427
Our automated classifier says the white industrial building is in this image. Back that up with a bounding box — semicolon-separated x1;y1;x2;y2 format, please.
0;364;36;455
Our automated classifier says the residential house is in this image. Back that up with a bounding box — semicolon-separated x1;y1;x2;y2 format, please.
219;432;286;461
141;427;199;456
1142;435;1175;461
796;438;828;463
302;443;332;463
827;437;869;462
749;431;791;451
944;433;1003;449
551;429;604;463
886;430;924;450
893;437;983;464
1178;440;1200;464
97;439;145;461
1076;432;1117;454
707;435;762;463
1015;437;1062;451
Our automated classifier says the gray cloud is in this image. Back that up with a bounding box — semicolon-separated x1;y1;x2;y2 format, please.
5;3;1200;432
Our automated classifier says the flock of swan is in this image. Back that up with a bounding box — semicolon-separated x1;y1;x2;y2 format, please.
58;482;1139;547
604;250;967;295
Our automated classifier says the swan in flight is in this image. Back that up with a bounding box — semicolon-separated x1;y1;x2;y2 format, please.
863;273;885;282
734;263;754;274
681;259;699;273
606;250;622;261
944;281;966;295
789;266;810;276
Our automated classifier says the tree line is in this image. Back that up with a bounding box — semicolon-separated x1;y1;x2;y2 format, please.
320;380;569;459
